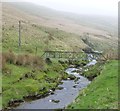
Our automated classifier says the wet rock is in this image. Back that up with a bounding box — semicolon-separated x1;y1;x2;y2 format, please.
71;70;78;73
5;107;11;110
51;92;55;95
56;86;64;90
73;85;77;88
63;78;67;80
76;70;82;73
44;70;48;74
59;81;63;85
87;75;97;81
19;77;22;80
51;99;60;103
24;72;34;79
39;87;46;91
8;99;24;107
76;82;80;84
67;78;70;80
49;89;53;92
32;70;36;73
79;67;82;70
54;108;64;111
69;65;75;68
51;87;56;91
74;77;80;82
68;75;76;80
43;92;49;97
24;73;29;78
58;60;65;64
49;99;52;102
81;62;87;66
14;99;24;103
49;89;54;95
36;95;42;99
23;94;41;100
45;58;52;64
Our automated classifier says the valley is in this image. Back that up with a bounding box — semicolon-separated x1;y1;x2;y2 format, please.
1;2;118;110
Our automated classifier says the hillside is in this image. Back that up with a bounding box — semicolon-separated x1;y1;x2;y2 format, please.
2;3;87;54
1;2;118;110
8;2;118;37
2;2;118;53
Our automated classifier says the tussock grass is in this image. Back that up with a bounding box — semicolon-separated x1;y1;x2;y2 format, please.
2;51;45;70
2;57;69;108
103;50;118;60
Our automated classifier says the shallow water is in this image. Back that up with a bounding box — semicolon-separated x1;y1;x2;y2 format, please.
86;59;97;66
16;67;90;109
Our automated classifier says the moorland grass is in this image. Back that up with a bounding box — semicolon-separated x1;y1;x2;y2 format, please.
68;60;118;109
2;56;68;108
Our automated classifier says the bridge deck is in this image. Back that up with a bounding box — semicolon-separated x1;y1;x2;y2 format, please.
42;51;82;59
41;50;102;60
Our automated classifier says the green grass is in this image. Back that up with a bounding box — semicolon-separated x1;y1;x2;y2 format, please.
2;59;68;108
68;60;118;109
2;5;118;110
0;71;2;110
2;22;86;55
82;61;105;79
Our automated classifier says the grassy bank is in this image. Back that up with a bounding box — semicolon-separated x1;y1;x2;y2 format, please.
81;61;105;80
68;60;118;109
2;52;70;109
0;71;2;110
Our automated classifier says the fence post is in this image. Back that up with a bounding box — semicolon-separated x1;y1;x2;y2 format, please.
18;21;21;53
35;47;37;56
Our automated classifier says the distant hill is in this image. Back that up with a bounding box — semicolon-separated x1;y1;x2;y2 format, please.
7;2;118;36
2;2;118;53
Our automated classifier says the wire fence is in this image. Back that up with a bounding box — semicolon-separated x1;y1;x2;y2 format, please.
2;20;48;56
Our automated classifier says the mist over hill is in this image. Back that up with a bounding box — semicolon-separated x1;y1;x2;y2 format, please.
1;2;118;110
8;2;118;36
2;2;118;52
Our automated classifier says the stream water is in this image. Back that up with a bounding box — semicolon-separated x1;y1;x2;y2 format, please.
16;59;97;109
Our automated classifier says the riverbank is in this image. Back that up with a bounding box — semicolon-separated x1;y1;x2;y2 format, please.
68;60;118;109
2;50;88;110
15;67;90;109
2;52;71;109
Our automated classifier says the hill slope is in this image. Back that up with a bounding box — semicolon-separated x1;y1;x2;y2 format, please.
2;2;118;53
2;3;87;54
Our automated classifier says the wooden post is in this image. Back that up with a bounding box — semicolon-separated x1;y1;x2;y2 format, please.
18;21;21;51
35;47;37;55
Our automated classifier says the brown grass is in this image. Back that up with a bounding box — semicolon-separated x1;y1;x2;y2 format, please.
2;51;45;70
102;50;118;60
0;53;2;70
2;50;16;64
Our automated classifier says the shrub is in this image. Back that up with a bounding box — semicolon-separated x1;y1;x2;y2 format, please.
2;65;12;75
16;54;24;66
2;50;16;64
23;54;32;66
2;51;45;70
102;50;118;60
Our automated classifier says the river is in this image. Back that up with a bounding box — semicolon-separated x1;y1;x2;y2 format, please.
16;59;97;109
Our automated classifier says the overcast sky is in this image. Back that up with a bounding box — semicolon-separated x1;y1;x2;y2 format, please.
2;0;119;16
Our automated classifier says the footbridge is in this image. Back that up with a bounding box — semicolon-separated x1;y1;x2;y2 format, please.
41;50;103;60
